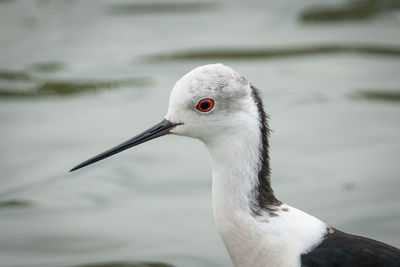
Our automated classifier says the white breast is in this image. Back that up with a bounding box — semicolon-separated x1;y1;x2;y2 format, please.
214;203;327;267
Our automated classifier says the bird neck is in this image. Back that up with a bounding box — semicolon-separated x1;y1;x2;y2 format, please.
206;119;280;221
205;121;286;266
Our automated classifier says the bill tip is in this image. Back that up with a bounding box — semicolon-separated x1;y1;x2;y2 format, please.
69;165;80;172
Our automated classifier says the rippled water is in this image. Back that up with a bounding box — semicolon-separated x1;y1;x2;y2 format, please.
1;0;399;266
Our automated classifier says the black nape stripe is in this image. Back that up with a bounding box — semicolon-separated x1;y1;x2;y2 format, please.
249;85;281;216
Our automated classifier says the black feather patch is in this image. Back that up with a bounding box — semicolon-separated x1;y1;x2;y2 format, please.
301;228;400;267
249;85;281;216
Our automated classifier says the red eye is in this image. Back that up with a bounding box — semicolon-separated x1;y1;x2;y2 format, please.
196;98;214;112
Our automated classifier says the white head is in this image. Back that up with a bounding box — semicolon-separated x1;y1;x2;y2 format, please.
166;64;261;145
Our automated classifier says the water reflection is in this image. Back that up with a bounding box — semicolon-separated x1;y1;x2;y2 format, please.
145;44;400;61
350;90;400;103
107;2;217;16
73;261;173;267
0;199;32;210
0;233;125;254
0;70;152;98
300;0;400;22
27;61;65;73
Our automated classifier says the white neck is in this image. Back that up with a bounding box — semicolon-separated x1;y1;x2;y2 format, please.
204;125;328;267
207;123;261;214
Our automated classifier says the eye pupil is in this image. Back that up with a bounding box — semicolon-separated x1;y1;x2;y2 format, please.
196;98;214;112
200;101;210;110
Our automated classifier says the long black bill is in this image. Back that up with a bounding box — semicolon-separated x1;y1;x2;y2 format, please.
70;119;179;172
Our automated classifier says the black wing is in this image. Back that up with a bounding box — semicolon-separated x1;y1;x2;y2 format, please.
301;228;400;267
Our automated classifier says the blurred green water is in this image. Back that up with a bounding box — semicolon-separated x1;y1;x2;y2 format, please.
73;262;172;267
107;2;218;15
144;44;400;61
300;0;400;22
0;69;152;98
351;90;400;103
0;199;32;209
0;0;399;267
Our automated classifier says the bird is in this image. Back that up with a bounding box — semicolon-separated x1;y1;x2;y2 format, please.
70;64;400;267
